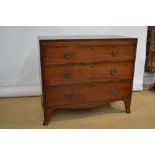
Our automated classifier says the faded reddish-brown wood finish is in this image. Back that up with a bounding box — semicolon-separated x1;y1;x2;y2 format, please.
39;37;137;125
42;46;135;65
45;81;132;106
43;62;134;86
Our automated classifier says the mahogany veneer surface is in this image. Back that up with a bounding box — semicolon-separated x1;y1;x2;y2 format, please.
39;35;137;125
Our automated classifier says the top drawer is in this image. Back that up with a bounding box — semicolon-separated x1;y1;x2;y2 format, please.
41;45;136;65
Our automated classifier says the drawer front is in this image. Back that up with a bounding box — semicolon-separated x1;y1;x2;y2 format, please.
45;81;132;106
42;45;136;65
43;62;134;86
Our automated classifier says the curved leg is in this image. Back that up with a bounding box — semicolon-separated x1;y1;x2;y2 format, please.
124;98;131;113
43;107;53;125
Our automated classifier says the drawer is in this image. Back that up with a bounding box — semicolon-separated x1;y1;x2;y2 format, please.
45;81;132;106
41;45;136;65
43;62;134;86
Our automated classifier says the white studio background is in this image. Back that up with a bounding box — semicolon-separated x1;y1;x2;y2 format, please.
0;26;147;97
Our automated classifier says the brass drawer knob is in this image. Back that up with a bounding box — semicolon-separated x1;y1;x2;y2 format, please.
112;51;119;57
108;88;117;94
64;92;73;99
111;68;117;76
64;52;72;59
64;72;72;79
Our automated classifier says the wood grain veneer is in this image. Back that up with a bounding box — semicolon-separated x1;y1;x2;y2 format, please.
39;36;137;125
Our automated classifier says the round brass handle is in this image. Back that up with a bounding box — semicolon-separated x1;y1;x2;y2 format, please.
64;72;72;79
108;88;117;94
64;92;73;99
112;51;119;57
111;68;117;76
64;52;72;59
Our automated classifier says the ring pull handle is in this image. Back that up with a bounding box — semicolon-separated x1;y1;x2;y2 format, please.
112;51;119;57
64;52;72;59
64;92;73;99
108;88;117;95
64;72;72;79
111;68;117;76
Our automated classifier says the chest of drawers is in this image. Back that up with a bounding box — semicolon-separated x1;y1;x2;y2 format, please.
39;35;137;125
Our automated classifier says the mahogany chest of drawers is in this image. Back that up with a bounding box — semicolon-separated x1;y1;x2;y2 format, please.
39;35;137;125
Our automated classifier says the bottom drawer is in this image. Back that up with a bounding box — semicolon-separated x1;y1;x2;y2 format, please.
45;81;132;106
